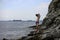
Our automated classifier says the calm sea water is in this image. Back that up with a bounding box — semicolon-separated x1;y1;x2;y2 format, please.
0;21;42;39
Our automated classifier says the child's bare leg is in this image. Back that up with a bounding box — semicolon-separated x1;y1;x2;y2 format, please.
35;24;39;32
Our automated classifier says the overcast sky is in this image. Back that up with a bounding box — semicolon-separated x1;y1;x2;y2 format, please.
0;0;52;21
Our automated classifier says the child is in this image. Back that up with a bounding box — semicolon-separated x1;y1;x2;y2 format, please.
35;13;40;32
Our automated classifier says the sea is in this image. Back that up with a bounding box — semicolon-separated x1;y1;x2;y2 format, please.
0;21;42;39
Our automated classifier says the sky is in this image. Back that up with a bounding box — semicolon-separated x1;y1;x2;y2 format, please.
0;0;52;21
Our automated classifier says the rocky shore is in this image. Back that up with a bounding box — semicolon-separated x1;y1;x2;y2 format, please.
17;0;60;40
3;0;60;40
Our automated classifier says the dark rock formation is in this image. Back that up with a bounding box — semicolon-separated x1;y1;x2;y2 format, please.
3;38;8;40
41;0;60;40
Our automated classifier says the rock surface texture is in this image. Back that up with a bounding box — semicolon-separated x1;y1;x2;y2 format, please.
41;0;60;40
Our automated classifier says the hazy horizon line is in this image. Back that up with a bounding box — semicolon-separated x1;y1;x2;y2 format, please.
0;19;43;21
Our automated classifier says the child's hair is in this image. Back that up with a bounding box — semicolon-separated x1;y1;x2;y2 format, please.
36;14;39;17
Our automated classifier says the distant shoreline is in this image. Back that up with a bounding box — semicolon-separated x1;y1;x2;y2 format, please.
0;20;43;22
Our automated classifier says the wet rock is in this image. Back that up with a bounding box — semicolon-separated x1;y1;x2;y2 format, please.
3;38;8;40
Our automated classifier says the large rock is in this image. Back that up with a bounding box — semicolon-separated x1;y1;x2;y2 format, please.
41;0;60;40
42;0;60;27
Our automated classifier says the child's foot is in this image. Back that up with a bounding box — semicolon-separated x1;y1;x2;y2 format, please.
34;29;39;33
36;30;39;33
